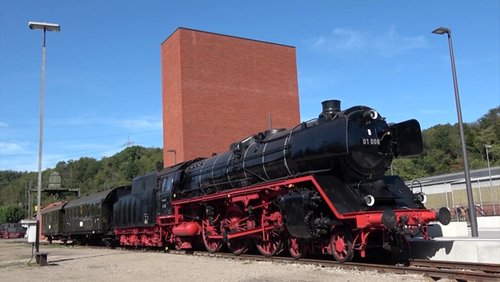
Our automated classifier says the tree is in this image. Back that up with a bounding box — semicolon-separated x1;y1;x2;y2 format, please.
0;205;24;224
391;158;426;181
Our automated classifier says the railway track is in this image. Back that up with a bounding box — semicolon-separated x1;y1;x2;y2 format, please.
409;259;500;281
165;249;500;281
48;241;500;281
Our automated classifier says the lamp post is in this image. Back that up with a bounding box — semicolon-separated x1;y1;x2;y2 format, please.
485;145;495;215
432;27;478;237
29;21;60;256
485;145;493;187
166;149;177;165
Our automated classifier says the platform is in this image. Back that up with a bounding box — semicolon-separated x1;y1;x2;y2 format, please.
409;216;500;264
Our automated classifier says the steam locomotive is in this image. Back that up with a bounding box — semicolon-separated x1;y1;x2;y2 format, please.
42;100;451;262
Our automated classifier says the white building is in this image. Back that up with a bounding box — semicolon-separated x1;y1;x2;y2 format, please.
406;166;500;215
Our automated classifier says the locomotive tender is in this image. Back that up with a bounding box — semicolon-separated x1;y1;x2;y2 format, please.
43;100;451;262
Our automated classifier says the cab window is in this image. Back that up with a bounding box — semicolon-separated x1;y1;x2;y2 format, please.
161;177;174;193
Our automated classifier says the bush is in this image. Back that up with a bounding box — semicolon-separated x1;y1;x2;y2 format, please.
0;205;24;224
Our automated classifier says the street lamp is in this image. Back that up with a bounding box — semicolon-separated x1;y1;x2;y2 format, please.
432;27;478;237
485;145;493;187
166;149;177;165
29;21;60;257
485;145;495;215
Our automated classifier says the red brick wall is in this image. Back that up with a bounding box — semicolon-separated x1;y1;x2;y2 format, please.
161;28;300;167
161;30;184;166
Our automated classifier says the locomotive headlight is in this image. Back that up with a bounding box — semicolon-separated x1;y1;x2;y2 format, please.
415;193;427;204
364;195;375;207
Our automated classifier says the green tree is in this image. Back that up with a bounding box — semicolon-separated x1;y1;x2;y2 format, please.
391;158;426;181
393;106;500;180
0;205;24;224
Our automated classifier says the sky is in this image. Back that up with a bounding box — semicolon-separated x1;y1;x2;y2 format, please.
0;0;499;172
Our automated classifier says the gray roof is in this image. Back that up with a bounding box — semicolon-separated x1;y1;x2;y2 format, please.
64;188;115;209
41;202;66;213
406;166;500;186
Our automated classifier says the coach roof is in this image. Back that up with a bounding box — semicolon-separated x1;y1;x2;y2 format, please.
64;188;116;209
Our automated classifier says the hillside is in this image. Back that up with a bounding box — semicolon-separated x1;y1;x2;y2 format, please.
392;106;499;180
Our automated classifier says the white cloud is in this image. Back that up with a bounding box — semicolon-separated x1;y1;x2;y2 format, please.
0;141;25;153
112;117;162;131
43;115;162;131
0;145;36;171
309;26;429;57
313;28;365;50
0;114;162;171
1;153;68;172
374;26;429;56
0;160;36;172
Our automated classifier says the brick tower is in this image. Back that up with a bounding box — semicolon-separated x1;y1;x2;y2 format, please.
161;28;300;167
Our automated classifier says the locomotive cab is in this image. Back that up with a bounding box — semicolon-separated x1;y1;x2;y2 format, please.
159;175;174;215
158;170;184;215
158;159;203;214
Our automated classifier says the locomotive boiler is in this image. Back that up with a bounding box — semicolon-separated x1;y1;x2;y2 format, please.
178;100;423;197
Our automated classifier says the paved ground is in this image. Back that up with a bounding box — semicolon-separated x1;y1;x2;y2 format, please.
468;228;500;239
0;238;433;282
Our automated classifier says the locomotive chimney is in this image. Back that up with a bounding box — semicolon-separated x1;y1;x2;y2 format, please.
322;100;341;115
318;100;341;121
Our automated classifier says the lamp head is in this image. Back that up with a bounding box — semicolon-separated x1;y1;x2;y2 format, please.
29;21;60;32
432;27;450;35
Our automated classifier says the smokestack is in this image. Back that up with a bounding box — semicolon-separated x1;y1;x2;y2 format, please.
318;100;341;121
321;100;341;115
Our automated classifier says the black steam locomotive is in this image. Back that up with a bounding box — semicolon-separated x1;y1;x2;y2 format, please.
43;100;450;262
